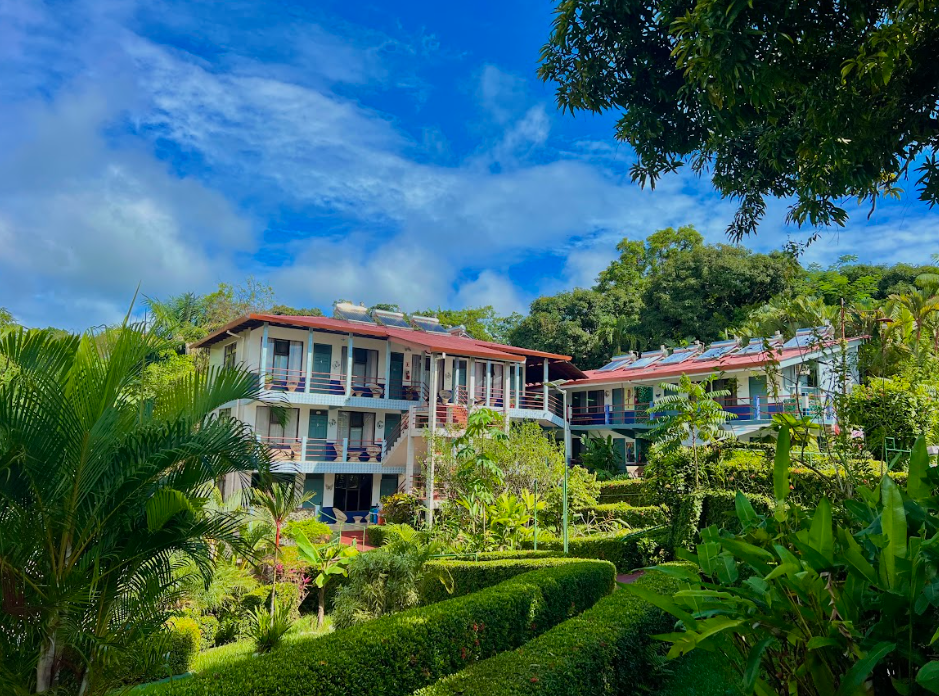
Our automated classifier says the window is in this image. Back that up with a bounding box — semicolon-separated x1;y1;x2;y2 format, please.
333;474;373;512
218;407;232;421
223;342;237;368
272;339;290;376
257;406;299;441
342;347;379;382
338;410;375;445
266;339;303;378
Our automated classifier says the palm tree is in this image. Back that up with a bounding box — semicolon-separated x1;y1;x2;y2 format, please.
649;374;736;489
251;478;311;613
0;322;273;694
887;288;939;352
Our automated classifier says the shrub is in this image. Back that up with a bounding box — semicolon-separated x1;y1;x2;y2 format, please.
241;583;303;622
365;524;391;547
283;517;331;544
420;556;595;605
668;490;774;553
381;492;422;524
844;376;939;458
111;617;202;687
140;561;616;696
192;613;218;651
542;465;600;533
415;566;683;696
522;527;670;573
585;502;668;528
246;604;294;654
598;478;653;505
332;549;421;628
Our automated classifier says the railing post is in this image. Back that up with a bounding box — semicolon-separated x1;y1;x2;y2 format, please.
342;437;349;462
305;330;314;394
345;334;354;397
485;360;492;407
542;358;549;408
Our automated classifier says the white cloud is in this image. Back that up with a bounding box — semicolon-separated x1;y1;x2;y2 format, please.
454;271;527;315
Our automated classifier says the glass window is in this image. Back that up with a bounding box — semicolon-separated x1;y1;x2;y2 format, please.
257;406;299;440
223;342;236;368
333;474;373;511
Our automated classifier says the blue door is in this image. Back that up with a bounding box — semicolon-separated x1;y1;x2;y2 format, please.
748;376;768;419
307;410;328;459
389;352;404;399
312;344;333;392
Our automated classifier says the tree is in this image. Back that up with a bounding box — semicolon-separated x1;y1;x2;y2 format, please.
887;287;939;351
0;307;14;328
251;478;311;613
294;533;358;628
649;374;736;489
202;277;275;331
269;305;323;317
0;322;273;694
539;0;939;239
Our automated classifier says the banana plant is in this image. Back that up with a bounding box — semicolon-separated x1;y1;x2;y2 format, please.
295;533;358;628
631;428;939;695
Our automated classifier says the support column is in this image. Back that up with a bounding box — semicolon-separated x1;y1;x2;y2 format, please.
405;405;416;492
427;353;438;528
503;364;511;432
260;323;270;387
305;329;314;394
485;360;492;407
384;340;392;400
468;358;476;409
542;358;549;409
515;363;522;408
563;389;572;465
345;334;354;397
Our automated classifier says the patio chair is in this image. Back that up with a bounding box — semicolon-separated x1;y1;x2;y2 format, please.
346;448;363;462
365;444;381;462
438;389;453;404
367;382;384;398
331;442;343;461
332;508;348;525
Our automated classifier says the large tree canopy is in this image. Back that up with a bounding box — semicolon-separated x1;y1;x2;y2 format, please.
539;0;939;239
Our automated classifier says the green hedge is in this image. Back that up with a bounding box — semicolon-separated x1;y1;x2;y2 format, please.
522;527;670;573
140;561;616;696
597;478;653;505
415;566;683;696
420;556;592;605
669;490;774;553
585;502;668;528
364;525;391;547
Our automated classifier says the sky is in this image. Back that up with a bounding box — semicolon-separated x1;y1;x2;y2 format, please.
1;0;937;331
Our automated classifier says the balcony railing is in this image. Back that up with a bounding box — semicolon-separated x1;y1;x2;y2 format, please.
259;436;386;463
514;390;563;417
570;395;834;426
262;368;427;402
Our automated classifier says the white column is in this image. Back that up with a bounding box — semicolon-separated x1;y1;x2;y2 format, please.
345;334;354;397
405;405;416;492
305;329;314;394
427;352;438;528
542;358;549;408
468;358;476;409
485;360;492;407
323;473;336;507
515;363;522;407
384;341;392;400
371;474;381;507
503;364;511;432
260;323;269;386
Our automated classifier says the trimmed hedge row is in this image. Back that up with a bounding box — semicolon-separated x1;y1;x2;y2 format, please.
522;527;670;573
141;561;616;696
585;502;668;528
597;478;653;505
415;566;683;696
420;555;595;605
669;489;774;552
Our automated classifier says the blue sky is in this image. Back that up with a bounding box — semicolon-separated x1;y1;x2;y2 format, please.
1;0;937;330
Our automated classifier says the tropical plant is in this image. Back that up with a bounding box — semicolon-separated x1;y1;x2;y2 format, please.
0;321;273;694
649;374;736;489
251;478;312;613
453;408;508;494
542;465;600;534
887;288;939;354
294;533;358;628
380;492;423;525
579;434;623;480
634;429;939;695
488;492;541;550
246;603;293;654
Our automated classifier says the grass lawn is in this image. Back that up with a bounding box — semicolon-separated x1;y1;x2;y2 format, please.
191;615;332;676
660;649;742;696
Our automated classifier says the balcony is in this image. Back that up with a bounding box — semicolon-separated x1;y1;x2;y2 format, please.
512;389;564;418
261;368;427;403
260;436;391;467
570;403;653;427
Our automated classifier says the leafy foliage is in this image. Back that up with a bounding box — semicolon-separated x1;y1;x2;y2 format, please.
0;322;273;693
294;533;358;628
540;0;939;239
246;604;294;654
640;429;939;695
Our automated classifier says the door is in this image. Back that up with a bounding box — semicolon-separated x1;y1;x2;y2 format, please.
384;412;402;447
379;474;398;500
302;474;324;510
307;409;328;458
612;388;624;424
389;352;404;399
312;344;333;392
748;376;768;419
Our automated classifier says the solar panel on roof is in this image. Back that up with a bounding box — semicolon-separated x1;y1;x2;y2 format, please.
736;339;775;356
371;310;412;329
694;341;739;361
334;303;376;324
624;353;666;369
410;315;450;334
597;357;633;372
781;326;833;350
658;349;699;366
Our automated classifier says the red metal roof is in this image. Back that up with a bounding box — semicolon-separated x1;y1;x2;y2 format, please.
191;313;543;363
565;338;863;387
